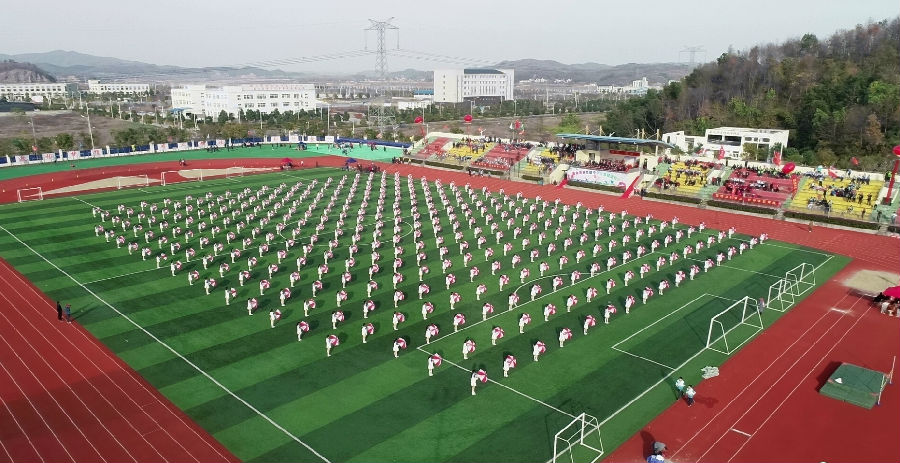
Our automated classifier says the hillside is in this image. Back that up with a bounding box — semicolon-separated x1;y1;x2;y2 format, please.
0;50;308;82
601;18;900;170
0;61;56;83
494;59;691;84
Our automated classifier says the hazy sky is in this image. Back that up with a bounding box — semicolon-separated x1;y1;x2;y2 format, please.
1;0;897;73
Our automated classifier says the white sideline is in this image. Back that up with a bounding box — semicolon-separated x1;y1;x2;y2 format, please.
416;346;576;419
0;223;332;463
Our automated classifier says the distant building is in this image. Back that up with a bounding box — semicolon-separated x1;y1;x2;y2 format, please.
433;68;514;104
663;127;790;159
594;77;661;96
87;80;150;94
0;82;78;100
170;83;317;119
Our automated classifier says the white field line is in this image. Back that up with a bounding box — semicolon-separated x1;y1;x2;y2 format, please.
0;358;82;462
0;306;137;461
0;375;45;462
669;291;856;460
5;271;227;461
82;266;161;285
0;272;193;462
724;296;870;463
730;428;753;438
759;241;833;257
654;252;783;279
416;346;576;419
0;224;332;463
611;346;676;371
611;293;712;350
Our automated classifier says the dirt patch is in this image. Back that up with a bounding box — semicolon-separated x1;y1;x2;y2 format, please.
842;269;899;294
44;175;157;194
179;167;277;178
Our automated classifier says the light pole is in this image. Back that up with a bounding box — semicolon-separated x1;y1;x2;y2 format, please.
27;114;37;148
82;107;95;149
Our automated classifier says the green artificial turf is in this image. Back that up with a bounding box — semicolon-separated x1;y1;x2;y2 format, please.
0;144;402;181
0;168;848;462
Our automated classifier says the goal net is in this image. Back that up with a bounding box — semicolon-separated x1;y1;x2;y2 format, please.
116;175;150;190
17;187;43;202
767;262;815;312
706;296;764;355
551;413;604;463
225;166;245;178
161;169;203;186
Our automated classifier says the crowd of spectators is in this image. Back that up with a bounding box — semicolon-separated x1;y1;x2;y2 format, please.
569;158;632;172
723;177;782;196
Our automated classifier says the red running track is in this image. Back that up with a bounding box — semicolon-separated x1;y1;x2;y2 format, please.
0;157;897;462
378;163;900;463
0;258;238;463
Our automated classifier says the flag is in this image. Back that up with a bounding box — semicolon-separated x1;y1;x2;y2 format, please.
827;166;838;179
851;157;859;166
773;151;782;166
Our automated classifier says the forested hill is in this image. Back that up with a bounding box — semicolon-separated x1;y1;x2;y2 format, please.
603;18;900;170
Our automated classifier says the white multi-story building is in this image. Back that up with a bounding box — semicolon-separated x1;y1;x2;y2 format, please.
170;83;317;118
87;80;150;94
433;68;514;103
663;127;790;159
0;82;78;100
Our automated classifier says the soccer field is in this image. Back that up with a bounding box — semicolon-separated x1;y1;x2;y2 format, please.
0;168;847;462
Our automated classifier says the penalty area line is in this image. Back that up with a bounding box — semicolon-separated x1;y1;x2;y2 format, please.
416;346;576;419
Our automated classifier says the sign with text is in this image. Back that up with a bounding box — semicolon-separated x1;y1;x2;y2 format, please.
567;168;628;187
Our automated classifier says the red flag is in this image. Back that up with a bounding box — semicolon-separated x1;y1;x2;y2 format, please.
851;157;859;166
827;166;838;179
717;146;725;160
773;151;782;166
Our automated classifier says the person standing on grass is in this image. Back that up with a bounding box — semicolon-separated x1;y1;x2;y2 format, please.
684;385;696;406
56;301;63;321
674;377;686;398
64;303;72;323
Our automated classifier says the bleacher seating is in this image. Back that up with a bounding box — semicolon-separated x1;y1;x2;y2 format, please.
789;175;883;217
654;161;715;197
412;138;449;159
712;168;797;207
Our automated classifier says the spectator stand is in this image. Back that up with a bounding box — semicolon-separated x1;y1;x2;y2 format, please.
712;167;797;207
786;172;884;220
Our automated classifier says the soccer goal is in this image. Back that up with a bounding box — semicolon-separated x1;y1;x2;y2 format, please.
17;187;43;202
767;262;815;312
706;296;764;355
161;169;203;186
551;413;604;463
116;175;150;190
225;166;245;178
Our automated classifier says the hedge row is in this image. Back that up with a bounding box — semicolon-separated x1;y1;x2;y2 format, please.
644;191;703;204
784;211;880;230
889;225;899;233
521;174;543;182
706;200;778;215
568;181;623;194
422;160;465;170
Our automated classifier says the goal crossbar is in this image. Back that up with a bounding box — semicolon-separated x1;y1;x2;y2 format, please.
161;169;204;186
767;262;815;312
551;412;604;463
116;175;150;190
17;187;43;202
706;296;764;355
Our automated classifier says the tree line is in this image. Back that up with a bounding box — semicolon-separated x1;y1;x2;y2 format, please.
602;18;900;171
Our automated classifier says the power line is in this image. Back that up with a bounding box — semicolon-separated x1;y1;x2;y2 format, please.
364;18;399;81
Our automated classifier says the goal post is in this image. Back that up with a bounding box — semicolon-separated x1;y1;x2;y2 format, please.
706;296;764;355
116;175;150;190
225;166;245;178
17;187;43;202
551;413;604;463
161;169;203;186
766;262;814;313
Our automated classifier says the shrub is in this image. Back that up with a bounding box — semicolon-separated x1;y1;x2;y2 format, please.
644;191;703;204
707;200;778;215
783;211;879;230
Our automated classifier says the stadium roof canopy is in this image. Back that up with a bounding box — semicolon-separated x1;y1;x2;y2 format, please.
556;133;676;150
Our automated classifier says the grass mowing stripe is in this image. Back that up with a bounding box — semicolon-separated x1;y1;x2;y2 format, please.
0;222;332;463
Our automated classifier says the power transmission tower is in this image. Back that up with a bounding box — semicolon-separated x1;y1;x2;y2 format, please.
364;18;399;81
679;46;706;67
367;97;398;139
